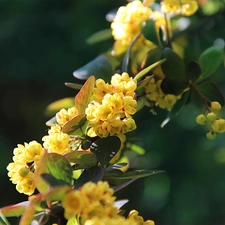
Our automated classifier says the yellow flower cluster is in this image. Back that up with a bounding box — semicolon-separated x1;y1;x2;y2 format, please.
161;0;198;16
111;0;151;54
196;101;224;140
145;78;180;111
7;141;44;195
85;73;137;138
56;107;78;126
62;181;154;225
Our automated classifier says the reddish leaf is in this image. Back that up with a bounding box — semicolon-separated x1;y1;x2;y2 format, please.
75;76;95;114
0;201;28;217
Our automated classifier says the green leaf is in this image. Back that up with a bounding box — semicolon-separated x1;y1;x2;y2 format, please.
73;55;113;81
86;29;112;45
122;33;141;73
199;46;224;81
0;201;28;218
130;144;145;155
161;48;185;81
104;169;164;179
41;174;66;187
46;116;57;126
62;113;87;135
161;78;188;95
0;215;9;225
134;59;166;81
74;166;104;189
196;81;225;106
64;83;83;90
46;153;73;186
44;186;73;202
75;76;95;114
186;61;201;83
45;97;74;116
64;150;97;167
142;19;160;46
90;136;121;168
161;91;190;127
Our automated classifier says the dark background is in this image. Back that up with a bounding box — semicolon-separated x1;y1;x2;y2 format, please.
1;1;225;225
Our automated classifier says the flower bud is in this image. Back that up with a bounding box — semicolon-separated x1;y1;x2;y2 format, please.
206;131;217;140
196;114;207;125
212;119;225;133
206;112;217;122
211;101;221;111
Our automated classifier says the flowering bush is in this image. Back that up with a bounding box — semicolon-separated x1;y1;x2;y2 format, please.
1;0;225;225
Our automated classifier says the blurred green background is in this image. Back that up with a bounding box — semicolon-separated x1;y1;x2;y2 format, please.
1;1;225;225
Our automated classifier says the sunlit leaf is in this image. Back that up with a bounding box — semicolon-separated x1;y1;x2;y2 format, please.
161;91;190;127
34;150;50;193
64;150;97;167
74;166;104;189
134;59;166;81
73;55;113;81
86;29;112;45
46;153;73;186
75;76;95;114
45;97;74;116
196;81;225;106
0;201;28;218
161;48;185;81
199;46;224;81
44;186;73;202
130;144;145;155
62;113;87;135
90;136;121;168
136;76;153;91
45;116;57;126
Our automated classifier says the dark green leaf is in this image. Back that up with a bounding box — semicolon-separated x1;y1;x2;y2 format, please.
186;61;201;83
105;163;128;173
64;150;97;167
199;46;224;81
41;174;65;187
44;186;73;202
62;113;87;135
90;136;121;168
196;81;225;106
142;19;160;46
74;166;104;189
161;91;190;127
73;55;113;81
161;48;185;81
86;29;112;45
46;153;73;186
161;78;188;95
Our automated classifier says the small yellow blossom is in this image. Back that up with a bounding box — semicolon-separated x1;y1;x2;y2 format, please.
211;101;222;111
43;132;71;154
128;210;155;225
212;119;225;133
111;0;151;54
161;0;198;16
56;107;79;125
196;114;207;125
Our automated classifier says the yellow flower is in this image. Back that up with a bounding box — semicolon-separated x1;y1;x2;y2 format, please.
62;190;86;219
211;101;222;111
43;132;71;154
111;0;151;54
128;210;155;225
25;141;44;163
56;107;79;125
161;0;198;16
